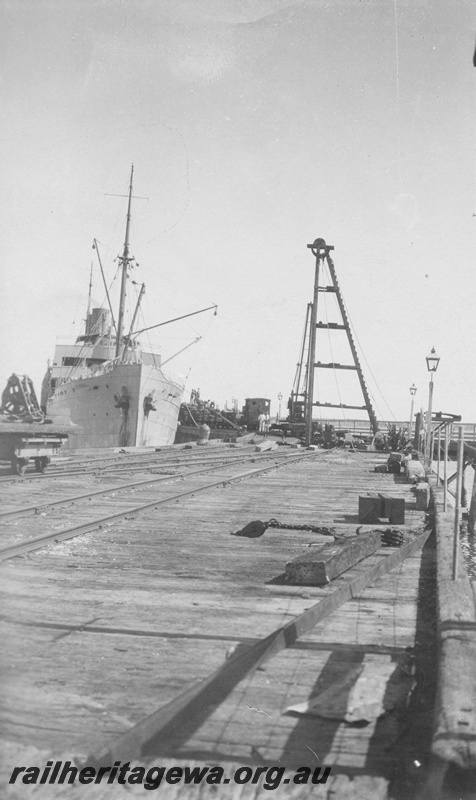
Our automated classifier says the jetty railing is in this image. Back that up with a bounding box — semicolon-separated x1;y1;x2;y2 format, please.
314;418;476;444
425;471;476;792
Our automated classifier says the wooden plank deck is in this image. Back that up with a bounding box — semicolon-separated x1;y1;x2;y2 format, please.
0;448;434;797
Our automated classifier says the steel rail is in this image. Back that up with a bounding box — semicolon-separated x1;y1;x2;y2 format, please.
0;448;300;497
0;450;329;562
0;450;297;521
0;432;257;476
37;437;252;470
40;447;235;473
50;446;181;468
0;444;284;483
40;450;283;478
46;442;228;468
0;451;219;481
0;446;211;482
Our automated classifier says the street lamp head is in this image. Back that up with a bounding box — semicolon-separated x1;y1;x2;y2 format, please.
278;392;283;401
409;384;417;396
426;347;440;373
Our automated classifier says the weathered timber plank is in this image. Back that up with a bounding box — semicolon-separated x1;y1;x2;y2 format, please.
285;530;382;585
430;477;476;769
438;579;476;626
1;451;425;764
432;629;476;768
90;529;430;763
180;553;425;768
254;439;278;452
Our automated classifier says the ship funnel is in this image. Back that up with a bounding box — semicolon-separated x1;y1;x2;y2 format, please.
86;307;111;336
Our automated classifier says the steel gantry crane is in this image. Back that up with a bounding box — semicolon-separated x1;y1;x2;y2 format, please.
289;238;378;445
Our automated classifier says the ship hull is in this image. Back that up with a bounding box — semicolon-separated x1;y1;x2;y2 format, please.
47;363;183;449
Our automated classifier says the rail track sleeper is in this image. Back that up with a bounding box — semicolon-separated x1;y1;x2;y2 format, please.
0;448;292;484
0;450;330;561
0;451;301;521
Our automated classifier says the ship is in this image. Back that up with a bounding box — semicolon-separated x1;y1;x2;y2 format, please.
41;167;189;450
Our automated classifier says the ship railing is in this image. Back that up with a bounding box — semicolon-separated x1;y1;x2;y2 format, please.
52;355;145;385
92;355;143;375
56;373;89;384
93;358;123;375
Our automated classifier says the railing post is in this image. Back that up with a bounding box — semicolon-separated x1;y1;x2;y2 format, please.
425;375;435;467
462;462;467;508
443;422;449;512
452;426;464;580
469;463;476;535
436;426;441;484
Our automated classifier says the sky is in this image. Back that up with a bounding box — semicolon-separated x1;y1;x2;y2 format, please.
1;0;475;425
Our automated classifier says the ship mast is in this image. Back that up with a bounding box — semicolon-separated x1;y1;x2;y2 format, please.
85;261;93;332
115;165;134;358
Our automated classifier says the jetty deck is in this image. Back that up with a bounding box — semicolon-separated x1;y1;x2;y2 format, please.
0;444;441;797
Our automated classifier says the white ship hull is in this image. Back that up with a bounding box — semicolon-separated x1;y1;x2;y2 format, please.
47;363;183;450
41;168;205;451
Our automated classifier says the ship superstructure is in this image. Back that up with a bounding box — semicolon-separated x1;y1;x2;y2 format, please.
42;167;185;449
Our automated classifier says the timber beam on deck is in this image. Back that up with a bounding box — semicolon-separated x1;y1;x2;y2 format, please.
90;528;431;765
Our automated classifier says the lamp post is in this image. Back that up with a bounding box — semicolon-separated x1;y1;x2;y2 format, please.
424;348;440;466
408;384;417;444
277;392;283;422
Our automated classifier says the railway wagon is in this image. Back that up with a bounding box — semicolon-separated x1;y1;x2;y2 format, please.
0;424;69;474
242;397;271;431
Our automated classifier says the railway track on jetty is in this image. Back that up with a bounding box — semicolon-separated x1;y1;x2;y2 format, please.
0;445;280;483
0;444;329;561
1;444;437;797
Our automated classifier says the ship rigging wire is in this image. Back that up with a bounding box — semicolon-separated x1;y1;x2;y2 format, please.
393;0;403;192
343;301;397;423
